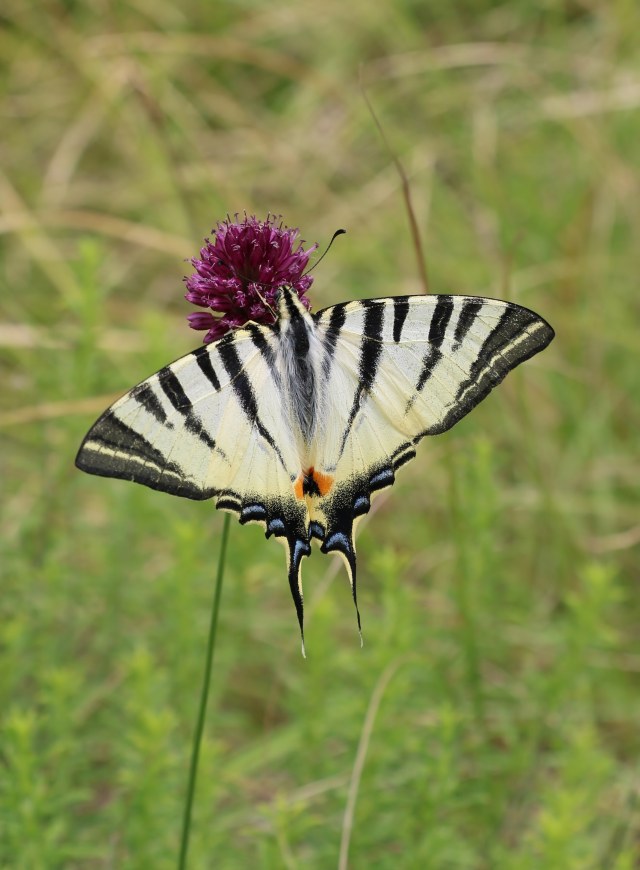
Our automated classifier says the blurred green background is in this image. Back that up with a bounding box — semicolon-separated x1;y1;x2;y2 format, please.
2;1;639;867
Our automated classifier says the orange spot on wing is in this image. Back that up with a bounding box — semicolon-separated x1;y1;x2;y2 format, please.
312;469;333;496
294;476;304;500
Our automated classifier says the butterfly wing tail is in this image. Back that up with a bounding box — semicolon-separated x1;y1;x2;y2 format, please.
321;529;362;646
285;536;311;657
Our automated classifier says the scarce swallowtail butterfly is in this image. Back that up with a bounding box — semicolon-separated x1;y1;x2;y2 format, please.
76;289;554;652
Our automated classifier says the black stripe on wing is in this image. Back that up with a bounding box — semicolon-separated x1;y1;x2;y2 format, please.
75;411;214;500
393;296;410;342
193;345;221;391
130;382;171;426
424;303;555;436
244;323;281;387
339;300;386;457
317;303;347;378
428;294;454;347
157;366;221;453
217;335;288;470
359;300;385;388
412;295;454;395
453;298;483;349
415;347;443;394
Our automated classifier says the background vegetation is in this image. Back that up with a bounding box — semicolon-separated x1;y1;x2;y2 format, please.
2;1;639;867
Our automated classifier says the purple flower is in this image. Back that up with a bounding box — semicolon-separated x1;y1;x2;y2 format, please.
184;214;317;343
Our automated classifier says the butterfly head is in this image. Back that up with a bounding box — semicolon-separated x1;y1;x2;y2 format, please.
276;284;313;323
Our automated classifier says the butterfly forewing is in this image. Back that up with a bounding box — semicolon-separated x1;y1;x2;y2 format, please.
316;294;554;449
76;326;302;506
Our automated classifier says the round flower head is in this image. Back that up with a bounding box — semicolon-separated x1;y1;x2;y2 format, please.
184;214;317;343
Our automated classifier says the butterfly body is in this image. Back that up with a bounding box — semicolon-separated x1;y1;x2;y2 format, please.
76;288;554;651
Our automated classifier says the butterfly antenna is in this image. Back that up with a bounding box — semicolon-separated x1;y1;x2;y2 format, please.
254;287;278;319
305;228;346;275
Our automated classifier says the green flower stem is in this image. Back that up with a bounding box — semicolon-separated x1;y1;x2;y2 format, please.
178;512;231;870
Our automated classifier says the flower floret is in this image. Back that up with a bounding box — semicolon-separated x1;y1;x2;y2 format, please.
184;214;317;343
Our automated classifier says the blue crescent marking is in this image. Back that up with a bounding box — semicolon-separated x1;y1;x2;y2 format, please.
324;531;351;553
242;503;267;520
369;468;394;487
267;518;286;536
309;521;325;540
293;538;310;563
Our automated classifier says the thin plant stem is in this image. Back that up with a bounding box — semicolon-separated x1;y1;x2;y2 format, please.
178;512;231;870
359;79;430;295
338;657;409;870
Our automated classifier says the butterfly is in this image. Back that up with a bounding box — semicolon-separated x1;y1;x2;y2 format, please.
76;289;554;652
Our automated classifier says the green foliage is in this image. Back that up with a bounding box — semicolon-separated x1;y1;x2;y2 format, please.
1;1;639;866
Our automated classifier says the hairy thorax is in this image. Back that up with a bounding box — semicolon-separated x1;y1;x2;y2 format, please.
278;307;323;456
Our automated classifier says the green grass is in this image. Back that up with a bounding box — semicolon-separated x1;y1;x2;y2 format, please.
2;1;640;867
